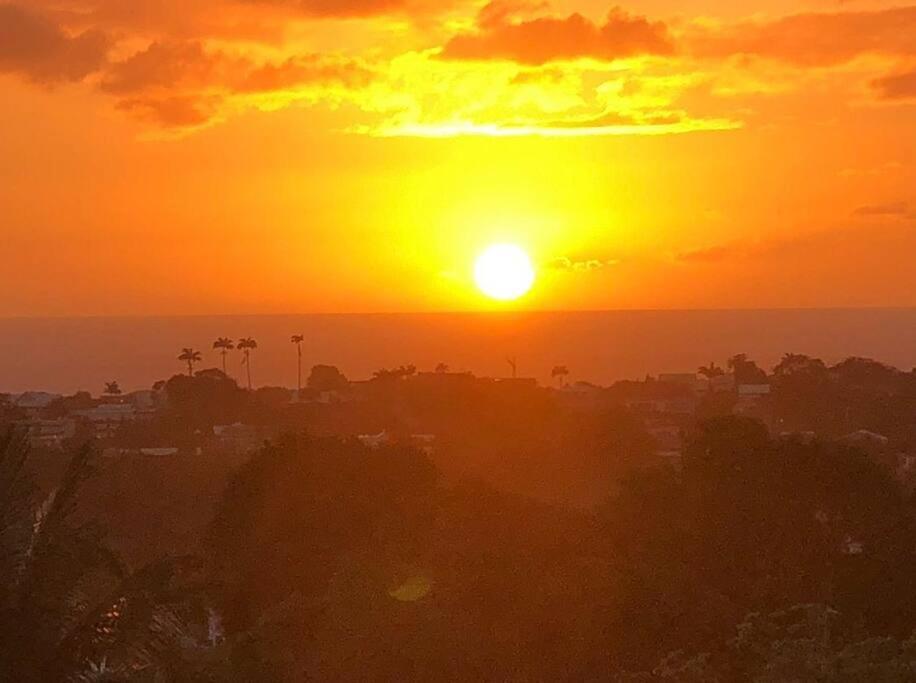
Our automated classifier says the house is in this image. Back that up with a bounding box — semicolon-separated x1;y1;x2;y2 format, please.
12;391;62;416
213;423;276;454
556;381;606;411
17;418;77;449
648;424;684;470
735;384;772;414
73;403;140;439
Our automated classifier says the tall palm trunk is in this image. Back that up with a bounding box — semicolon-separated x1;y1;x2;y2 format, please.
187;360;194;377
297;344;302;396
245;351;252;390
221;350;228;375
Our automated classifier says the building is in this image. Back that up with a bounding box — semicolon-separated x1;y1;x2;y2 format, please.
17;418;77;449
73;403;142;439
213;423;277;454
12;391;62;417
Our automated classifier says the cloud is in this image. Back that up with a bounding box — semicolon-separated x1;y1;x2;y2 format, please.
546;256;618;272
240;0;405;18
872;69;916;100
441;4;674;65
115;94;220;128
689;6;916;67
853;202;910;218
237;0;467;19
236;54;374;93
101;41;227;95
96;39;374;128
0;3;109;83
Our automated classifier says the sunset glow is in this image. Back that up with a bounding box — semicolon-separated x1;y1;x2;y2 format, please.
0;1;914;315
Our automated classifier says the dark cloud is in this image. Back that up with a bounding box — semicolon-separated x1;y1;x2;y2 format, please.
872;69;916;100
0;3;109;83
101;41;222;95
853;202;910;218
115;94;220;128
239;0;458;18
690;6;916;67
237;54;373;93
442;4;674;65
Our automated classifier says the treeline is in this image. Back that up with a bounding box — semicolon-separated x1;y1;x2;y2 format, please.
3;413;916;679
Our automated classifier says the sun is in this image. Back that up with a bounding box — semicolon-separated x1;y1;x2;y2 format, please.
474;244;536;301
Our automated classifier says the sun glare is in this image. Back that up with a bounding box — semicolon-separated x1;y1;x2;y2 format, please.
474;244;536;301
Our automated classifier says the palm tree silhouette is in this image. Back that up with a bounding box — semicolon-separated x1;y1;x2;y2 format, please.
698;362;725;393
103;381;122;397
212;338;234;375
238;338;258;390
551;365;570;387
291;335;305;397
178;348;202;377
506;356;518;379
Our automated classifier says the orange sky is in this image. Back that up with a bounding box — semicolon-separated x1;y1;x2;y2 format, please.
0;0;914;315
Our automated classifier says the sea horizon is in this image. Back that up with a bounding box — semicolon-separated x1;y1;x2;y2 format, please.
3;307;915;395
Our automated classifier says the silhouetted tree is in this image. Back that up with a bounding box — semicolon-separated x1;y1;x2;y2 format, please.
212;337;235;376
728;353;768;384
237;338;258;391
104;381;122;397
291;335;305;397
178;348;202;378
435;363;450;374
0;429;206;679
307;365;349;393
552;365;570;386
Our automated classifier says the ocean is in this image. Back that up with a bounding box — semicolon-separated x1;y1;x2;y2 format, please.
1;309;915;395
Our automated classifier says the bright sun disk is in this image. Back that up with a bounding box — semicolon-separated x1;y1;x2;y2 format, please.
474;244;536;301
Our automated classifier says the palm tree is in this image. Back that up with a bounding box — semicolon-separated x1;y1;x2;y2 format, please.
551;365;570;387
506;356;518;379
212;338;235;376
0;430;204;679
103;381;122;397
291;335;305;397
238;338;258;390
698;361;725;393
178;348;202;377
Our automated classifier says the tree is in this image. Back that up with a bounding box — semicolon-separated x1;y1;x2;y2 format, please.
773;353;827;379
697;362;724;381
728;354;768;385
291;335;305;397
104;381;122;397
372;365;417;382
698;362;725;393
178;348;202;378
551;365;570;387
237;338;258;391
435;363;450;374
307;365;349;393
507;356;518;379
212;338;235;375
0;429;206;679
